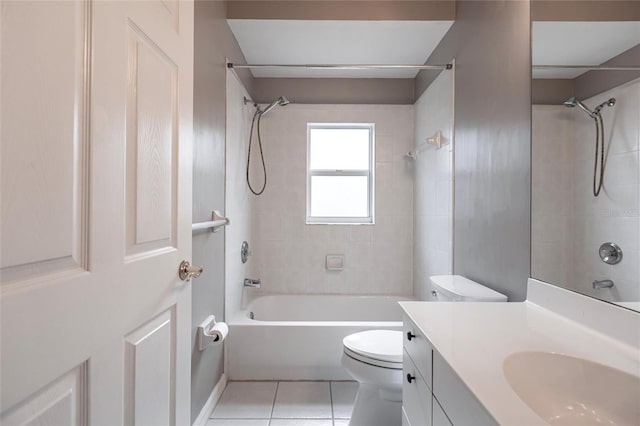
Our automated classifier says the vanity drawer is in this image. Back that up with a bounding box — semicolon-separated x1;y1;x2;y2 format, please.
403;314;433;389
403;349;432;426
432;395;452;426
433;351;497;426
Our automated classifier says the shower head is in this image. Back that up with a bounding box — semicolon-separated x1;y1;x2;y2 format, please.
259;96;290;116
563;96;597;118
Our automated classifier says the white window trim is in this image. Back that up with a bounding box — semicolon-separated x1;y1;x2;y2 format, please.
306;123;375;225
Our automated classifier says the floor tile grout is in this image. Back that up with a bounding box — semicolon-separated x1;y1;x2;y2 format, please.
268;381;279;425
329;381;335;426
209;380;355;425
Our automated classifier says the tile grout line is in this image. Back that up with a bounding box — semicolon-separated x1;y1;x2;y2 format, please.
329;381;335;426
268;381;280;424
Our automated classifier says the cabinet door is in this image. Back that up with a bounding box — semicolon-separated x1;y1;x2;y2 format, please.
403;350;432;426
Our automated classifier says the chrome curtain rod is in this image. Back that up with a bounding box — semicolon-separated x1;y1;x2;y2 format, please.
227;62;453;70
533;65;640;71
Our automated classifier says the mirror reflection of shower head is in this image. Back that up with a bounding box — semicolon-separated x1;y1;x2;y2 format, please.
563;96;616;118
562;96;616;197
259;96;290;116
594;98;616;115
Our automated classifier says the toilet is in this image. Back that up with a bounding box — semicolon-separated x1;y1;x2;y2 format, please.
341;275;508;426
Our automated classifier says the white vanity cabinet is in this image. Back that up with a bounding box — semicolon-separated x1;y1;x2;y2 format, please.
433;351;496;425
402;314;496;426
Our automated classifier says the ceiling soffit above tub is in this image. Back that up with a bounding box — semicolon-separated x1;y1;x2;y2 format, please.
531;18;640;104
223;0;456;104
532;21;640;79
227;19;454;79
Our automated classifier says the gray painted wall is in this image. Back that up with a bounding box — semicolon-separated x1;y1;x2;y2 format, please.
417;1;531;301
192;1;226;420
531;79;575;105
251;78;415;104
452;1;531;302
532;0;640;21
226;0;456;21
191;0;250;420
575;44;640;100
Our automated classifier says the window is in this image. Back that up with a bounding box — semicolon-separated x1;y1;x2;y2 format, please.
307;123;374;224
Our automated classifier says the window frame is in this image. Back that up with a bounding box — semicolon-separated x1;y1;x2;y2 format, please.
306;122;375;225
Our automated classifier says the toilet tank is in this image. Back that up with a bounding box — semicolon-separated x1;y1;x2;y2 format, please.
430;275;508;302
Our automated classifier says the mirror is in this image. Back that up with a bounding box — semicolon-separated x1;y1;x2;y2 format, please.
531;12;640;312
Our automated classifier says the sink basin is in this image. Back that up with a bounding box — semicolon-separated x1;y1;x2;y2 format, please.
503;351;640;425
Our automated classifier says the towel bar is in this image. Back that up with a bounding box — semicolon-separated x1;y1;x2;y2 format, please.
192;210;229;232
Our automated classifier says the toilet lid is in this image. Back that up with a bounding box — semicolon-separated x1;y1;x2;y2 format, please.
343;330;403;364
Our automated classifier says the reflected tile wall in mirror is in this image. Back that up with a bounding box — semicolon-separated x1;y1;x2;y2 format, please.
531;12;640;313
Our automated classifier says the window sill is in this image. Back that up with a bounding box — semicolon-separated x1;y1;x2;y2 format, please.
305;221;375;226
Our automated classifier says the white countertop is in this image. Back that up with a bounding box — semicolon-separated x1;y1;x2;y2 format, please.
399;299;640;425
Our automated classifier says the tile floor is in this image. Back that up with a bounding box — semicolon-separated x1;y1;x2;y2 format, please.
207;381;358;426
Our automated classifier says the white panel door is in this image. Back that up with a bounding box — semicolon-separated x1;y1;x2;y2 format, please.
0;0;194;424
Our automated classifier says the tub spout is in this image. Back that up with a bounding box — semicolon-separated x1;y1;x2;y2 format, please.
593;279;614;289
244;278;261;288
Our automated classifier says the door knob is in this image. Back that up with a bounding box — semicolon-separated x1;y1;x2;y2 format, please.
179;260;203;281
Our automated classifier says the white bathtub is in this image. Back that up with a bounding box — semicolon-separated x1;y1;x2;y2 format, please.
227;294;411;380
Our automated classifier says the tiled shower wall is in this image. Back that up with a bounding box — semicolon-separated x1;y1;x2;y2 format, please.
532;78;640;303
250;104;415;295
573;79;640;303
531;105;575;291
412;70;454;301
225;72;259;317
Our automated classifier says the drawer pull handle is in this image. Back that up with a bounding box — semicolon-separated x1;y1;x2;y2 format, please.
407;374;416;383
407;331;416;341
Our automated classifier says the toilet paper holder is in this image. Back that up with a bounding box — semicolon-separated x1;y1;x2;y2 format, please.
197;315;228;351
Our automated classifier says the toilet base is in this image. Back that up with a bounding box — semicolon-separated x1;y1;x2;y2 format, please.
348;383;402;426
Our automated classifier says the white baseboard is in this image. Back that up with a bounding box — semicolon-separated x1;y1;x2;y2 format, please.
192;373;227;426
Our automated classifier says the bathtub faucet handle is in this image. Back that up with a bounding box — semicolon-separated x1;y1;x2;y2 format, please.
244;278;261;288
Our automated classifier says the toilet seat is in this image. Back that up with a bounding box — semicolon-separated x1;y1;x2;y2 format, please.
343;330;403;369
